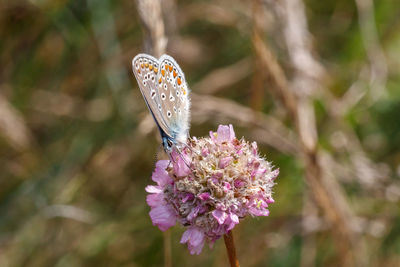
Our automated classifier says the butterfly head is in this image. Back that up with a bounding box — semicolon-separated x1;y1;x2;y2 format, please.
162;135;174;152
161;128;188;153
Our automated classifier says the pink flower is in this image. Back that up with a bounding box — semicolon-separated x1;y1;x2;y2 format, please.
145;125;278;254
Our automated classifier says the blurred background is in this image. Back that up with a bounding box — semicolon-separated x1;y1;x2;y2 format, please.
1;0;399;266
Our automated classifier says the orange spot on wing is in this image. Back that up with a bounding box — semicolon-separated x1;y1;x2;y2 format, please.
154;67;158;73
159;78;162;84
173;71;177;78
149;64;153;70
181;88;186;95
177;77;182;85
164;65;168;70
145;63;149;68
168;65;173;72
161;69;165;76
140;63;144;69
138;69;141;74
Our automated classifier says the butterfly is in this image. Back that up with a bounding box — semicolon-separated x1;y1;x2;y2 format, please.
132;54;191;154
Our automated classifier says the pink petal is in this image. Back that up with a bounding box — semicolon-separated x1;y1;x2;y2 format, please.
248;206;270;217
171;151;191;177
223;182;231;193
219;156;233;169
145;185;162;194
146;192;164;207
187;205;201;221
271;169;280;180
212;209;227;225
198;192;210;201
209;131;217;142
149;205;176;231
251;167;267;178
152;160;172;186
215;124;236;143
182;193;194;203
201;147;209;156
180;227;205;255
251;141;258;156
234;179;245;188
226;213;239;231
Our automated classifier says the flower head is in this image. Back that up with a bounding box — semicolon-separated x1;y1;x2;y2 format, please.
146;125;278;254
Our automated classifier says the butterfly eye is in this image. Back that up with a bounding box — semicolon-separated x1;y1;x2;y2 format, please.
167;139;173;148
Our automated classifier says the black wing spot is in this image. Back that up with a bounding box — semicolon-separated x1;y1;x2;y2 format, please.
167;111;172;118
161;93;166;100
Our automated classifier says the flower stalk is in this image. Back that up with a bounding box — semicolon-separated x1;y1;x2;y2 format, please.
224;231;240;267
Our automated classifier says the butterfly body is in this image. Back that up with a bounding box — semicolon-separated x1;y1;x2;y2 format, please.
132;53;190;152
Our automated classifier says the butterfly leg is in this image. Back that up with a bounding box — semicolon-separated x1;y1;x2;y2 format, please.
173;146;194;171
181;141;200;156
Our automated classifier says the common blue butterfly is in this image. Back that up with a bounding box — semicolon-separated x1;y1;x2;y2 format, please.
132;54;190;153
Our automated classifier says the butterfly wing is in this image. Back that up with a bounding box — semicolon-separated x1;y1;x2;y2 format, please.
157;55;191;144
132;54;173;138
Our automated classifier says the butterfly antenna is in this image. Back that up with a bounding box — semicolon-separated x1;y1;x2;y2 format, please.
168;150;176;163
